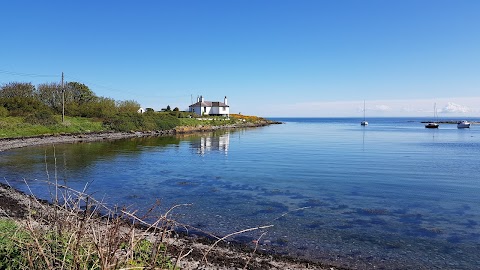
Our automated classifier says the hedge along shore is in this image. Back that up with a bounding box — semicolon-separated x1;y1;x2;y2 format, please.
1;120;341;269
0;120;280;152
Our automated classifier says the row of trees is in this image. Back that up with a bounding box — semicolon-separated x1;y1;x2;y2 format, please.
0;81;140;118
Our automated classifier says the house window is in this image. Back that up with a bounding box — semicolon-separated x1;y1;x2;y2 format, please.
204;107;207;112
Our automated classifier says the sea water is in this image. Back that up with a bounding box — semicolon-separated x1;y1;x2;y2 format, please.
1;118;479;269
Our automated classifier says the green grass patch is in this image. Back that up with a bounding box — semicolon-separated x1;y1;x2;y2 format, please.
0;219;29;270
0;116;105;138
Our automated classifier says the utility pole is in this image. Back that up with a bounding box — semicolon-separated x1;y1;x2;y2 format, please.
62;72;65;123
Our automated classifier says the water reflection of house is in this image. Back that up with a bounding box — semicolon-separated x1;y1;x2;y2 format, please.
191;133;230;155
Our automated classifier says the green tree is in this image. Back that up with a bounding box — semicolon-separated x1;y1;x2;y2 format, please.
37;82;63;113
173;107;179;112
117;100;140;113
0;82;49;116
65;82;96;105
0;82;36;98
93;97;117;118
63;82;97;116
166;105;171;111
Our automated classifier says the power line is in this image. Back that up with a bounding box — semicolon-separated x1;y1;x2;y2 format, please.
0;69;57;78
0;68;191;100
65;74;191;99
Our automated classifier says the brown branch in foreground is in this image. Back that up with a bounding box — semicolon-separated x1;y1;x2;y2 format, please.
203;224;274;264
244;231;268;270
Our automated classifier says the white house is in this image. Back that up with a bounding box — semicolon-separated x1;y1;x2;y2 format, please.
189;96;230;117
137;107;145;113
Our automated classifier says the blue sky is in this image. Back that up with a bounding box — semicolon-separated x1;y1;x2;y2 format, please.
1;1;479;117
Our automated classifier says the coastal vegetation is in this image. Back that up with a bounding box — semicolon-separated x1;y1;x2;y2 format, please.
0;81;272;138
0;183;182;269
0;180;320;270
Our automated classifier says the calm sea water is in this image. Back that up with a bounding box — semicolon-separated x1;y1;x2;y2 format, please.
1;117;480;269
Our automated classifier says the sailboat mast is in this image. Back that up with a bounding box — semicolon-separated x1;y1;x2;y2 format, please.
363;100;366;121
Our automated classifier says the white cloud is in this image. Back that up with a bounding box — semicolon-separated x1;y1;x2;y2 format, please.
372;104;391;111
440;102;471;114
255;97;480;117
356;104;390;113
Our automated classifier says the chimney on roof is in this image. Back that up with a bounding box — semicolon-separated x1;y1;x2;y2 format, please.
196;95;200;102
224;96;228;105
200;95;204;102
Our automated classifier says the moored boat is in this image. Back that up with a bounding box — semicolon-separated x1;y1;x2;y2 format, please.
425;103;439;129
457;120;471;129
360;100;368;126
425;122;439;129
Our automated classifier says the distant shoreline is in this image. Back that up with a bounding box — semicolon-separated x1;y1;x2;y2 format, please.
419;120;479;124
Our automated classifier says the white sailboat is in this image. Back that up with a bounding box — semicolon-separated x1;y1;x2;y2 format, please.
425;103;439;129
361;100;368;126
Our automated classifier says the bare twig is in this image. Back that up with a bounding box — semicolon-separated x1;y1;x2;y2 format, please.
203;224;274;264
244;231;268;269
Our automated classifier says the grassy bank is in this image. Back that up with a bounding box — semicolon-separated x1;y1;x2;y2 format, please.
0;113;274;139
0;116;105;138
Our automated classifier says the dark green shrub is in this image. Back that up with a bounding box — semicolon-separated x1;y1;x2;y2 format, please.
105;113;180;131
0;97;51;116
104;113;141;131
24;109;58;125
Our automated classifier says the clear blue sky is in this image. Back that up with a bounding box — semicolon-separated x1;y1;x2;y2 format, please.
1;1;479;117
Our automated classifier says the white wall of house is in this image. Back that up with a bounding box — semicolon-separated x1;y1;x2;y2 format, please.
210;106;229;115
191;105;209;116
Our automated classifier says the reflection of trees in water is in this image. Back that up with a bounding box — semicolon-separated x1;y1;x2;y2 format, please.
0;136;181;179
0;129;241;184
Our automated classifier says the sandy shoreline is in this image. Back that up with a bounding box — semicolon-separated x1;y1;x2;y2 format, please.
0;121;342;269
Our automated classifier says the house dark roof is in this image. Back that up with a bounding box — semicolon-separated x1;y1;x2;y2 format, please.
189;101;229;107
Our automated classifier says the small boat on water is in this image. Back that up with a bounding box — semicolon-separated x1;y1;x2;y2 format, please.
361;100;368;126
457;120;471;129
425;103;439;129
425;122;439;129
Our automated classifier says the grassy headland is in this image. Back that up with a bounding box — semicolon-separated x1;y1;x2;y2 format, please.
1;81;278;140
